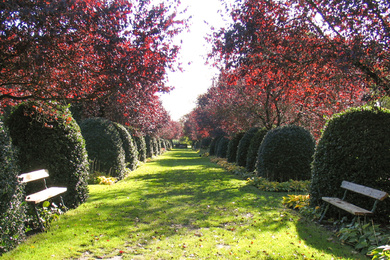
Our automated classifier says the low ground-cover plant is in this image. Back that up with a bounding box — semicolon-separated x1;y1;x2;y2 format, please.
369;245;390;259
210;156;311;192
338;221;390;256
95;176;117;185
25;201;65;231
282;194;322;221
249;177;311;192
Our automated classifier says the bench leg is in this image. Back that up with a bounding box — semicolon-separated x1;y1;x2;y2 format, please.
319;204;330;223
33;204;46;231
59;195;67;211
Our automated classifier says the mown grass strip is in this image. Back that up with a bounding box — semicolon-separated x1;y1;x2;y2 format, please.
2;149;365;259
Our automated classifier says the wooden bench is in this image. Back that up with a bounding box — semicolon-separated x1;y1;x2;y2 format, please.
319;181;388;223
19;169;67;230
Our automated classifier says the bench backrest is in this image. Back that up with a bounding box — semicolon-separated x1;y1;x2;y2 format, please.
341;181;389;201
18;169;49;183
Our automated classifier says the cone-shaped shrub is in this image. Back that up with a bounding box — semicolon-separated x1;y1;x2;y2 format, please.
246;128;267;172
236;127;259;167
227;132;245;163
7;103;89;208
145;135;154;158
114;123;138;170
216;137;230;158
209;136;222;156
155;137;161;155
201;137;212;149
311;106;390;221
0;120;26;255
257;125;315;182
133;135;146;162
80;118;125;180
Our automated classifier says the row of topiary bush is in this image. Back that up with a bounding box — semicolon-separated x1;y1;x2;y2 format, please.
208;106;390;222
0;102;172;254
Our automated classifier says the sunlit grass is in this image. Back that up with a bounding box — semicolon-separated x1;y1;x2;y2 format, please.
2;149;365;259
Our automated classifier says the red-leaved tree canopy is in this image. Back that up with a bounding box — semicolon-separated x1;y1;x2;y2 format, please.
190;0;387;138
0;0;185;106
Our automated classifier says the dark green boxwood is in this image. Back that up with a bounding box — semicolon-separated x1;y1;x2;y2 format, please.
201;137;212;149
80;118;126;180
155;137;161;155
216;137;230;158
145;135;154;158
236;127;259;167
209;136;222;156
246;128;268;172
311;106;390;222
134;135;146;162
227;132;245;163
0;120;26;255
114;123;138;171
7;102;89;208
257;125;315;182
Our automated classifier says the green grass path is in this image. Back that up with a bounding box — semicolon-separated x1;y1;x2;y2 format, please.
2;149;365;259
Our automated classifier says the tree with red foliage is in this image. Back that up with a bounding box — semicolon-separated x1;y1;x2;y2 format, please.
292;0;390;97
202;0;369;138
159;119;183;140
0;0;185;109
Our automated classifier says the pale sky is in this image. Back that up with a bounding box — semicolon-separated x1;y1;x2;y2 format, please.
159;0;232;121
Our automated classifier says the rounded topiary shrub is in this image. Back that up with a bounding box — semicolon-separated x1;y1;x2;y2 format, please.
257;125;315;182
236;127;259;167
114;123;138;171
155;137;161;155
7;102;89;208
201;137;212;149
134;135;146;162
311;106;390;221
216;137;230;158
209;136;222;156
0;120;26;254
246;128;268;172
145;135;154;158
227;132;245;163
80;118;126;180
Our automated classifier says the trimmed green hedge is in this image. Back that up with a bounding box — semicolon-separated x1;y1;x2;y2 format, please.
216;137;230;158
7;103;89;208
0;120;26;255
114;123;138;171
134;135;147;162
145;135;154;158
227;132;245;163
246;128;267;172
311;106;390;222
236;127;259;167
257;125;315;182
209;136;222;156
80;118;126;180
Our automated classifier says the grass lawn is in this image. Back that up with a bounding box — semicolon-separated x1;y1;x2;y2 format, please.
2;149;366;259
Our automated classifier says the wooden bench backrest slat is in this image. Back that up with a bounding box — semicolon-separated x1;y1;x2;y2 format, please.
18;169;49;183
341;181;389;201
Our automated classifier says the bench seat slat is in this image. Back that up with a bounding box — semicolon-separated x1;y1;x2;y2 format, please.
341;181;389;201
26;187;67;204
322;197;373;216
19;169;50;183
